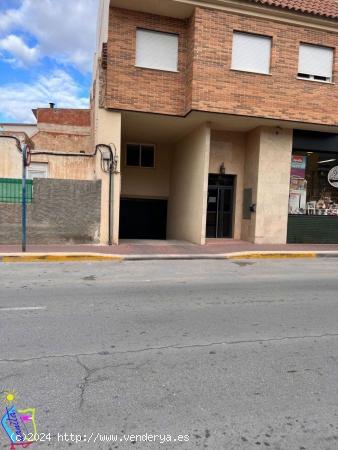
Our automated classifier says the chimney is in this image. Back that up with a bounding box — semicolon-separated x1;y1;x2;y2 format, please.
49;102;55;109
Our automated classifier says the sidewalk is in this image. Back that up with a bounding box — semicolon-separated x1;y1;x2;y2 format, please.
1;239;338;261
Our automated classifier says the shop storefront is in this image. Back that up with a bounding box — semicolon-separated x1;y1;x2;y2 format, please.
287;131;338;243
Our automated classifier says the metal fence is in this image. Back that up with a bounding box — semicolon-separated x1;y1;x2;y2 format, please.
0;178;33;203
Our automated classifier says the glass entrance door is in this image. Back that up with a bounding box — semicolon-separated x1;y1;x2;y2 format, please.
206;175;235;238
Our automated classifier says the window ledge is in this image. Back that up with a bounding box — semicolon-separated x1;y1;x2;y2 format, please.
135;65;179;74
296;77;335;85
230;68;272;76
126;165;156;169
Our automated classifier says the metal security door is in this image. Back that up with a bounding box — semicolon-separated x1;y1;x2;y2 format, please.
206;175;234;238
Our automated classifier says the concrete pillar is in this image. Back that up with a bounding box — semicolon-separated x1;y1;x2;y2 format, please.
94;108;121;245
242;127;293;244
167;123;211;244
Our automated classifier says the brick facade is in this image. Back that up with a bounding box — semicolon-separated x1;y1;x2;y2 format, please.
191;7;338;125
31;108;92;154
104;5;338;126
32;131;91;154
35;108;91;127
105;8;190;115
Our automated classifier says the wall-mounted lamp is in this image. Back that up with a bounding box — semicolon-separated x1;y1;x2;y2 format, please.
250;203;256;213
220;162;225;175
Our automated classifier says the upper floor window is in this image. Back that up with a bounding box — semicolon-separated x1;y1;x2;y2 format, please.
126;144;155;168
298;44;334;83
135;29;179;72
231;31;272;75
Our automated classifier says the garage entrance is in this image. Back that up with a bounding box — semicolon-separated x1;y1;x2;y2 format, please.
119;198;168;239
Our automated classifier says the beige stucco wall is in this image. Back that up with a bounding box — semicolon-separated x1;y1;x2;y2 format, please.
209;130;245;240
167;124;211;244
0;138;96;181
94;108;122;245
242;127;293;244
1;124;37;137
120;143;172;198
0;139;22;178
30;155;95;180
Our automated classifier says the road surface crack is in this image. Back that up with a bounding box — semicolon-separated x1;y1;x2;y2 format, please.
75;356;143;409
75;356;92;410
1;332;338;364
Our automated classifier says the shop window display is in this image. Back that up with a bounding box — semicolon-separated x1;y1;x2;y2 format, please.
289;151;338;215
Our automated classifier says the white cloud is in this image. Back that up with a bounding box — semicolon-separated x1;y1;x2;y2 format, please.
0;69;89;123
0;34;39;66
0;0;98;72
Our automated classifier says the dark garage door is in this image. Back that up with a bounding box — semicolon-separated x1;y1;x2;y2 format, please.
119;198;168;239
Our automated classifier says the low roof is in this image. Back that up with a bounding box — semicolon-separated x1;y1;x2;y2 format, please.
109;0;338;21
248;0;338;20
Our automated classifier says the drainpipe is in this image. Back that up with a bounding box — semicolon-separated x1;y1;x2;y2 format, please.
108;165;113;246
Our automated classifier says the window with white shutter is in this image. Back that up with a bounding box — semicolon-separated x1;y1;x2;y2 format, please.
135;29;179;72
298;44;334;82
27;163;48;180
231;32;272;75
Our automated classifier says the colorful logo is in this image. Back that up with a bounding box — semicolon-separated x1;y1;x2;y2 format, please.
1;391;37;449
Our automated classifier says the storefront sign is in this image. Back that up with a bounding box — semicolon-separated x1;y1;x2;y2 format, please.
291;155;307;179
328;166;338;188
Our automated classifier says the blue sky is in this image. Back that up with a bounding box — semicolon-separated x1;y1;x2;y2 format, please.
0;0;98;123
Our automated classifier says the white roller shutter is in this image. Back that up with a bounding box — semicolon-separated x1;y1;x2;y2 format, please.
231;32;271;74
136;29;179;72
27;163;48;180
298;44;333;80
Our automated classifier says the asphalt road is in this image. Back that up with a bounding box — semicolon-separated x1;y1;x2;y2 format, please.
0;259;338;450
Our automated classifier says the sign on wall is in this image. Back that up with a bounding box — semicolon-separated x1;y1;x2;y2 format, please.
291;155;307;179
289;155;307;214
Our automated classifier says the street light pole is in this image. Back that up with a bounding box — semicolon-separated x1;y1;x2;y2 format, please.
22;144;27;252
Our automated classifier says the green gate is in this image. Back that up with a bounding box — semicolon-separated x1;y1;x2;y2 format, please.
0;178;33;203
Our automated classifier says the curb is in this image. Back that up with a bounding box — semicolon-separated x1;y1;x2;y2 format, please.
0;254;124;263
227;252;317;260
1;251;338;263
